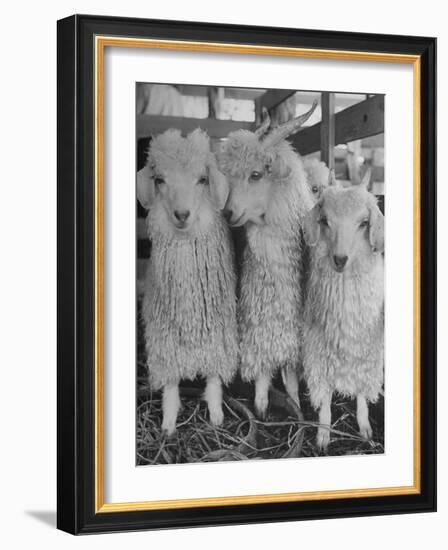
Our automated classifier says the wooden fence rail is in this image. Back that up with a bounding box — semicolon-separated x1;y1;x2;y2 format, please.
291;94;384;156
137;95;384;159
137;115;254;139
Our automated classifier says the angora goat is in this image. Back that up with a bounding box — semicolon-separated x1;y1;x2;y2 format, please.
303;157;331;201
137;129;238;435
218;103;316;418
302;170;384;450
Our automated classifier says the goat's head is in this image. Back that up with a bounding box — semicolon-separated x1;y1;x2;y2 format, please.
218;102;317;227
303;169;384;273
305;159;334;201
137;129;228;233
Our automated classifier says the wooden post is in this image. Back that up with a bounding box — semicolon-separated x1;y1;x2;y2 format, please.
254;97;263;125
320;92;335;169
207;87;217;119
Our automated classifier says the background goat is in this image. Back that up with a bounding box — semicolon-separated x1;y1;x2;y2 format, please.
303;157;331;201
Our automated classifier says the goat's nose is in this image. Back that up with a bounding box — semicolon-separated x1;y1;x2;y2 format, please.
333;255;348;269
223;208;233;223
174;209;190;222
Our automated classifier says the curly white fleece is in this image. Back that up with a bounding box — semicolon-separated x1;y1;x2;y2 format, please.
303;191;384;407
219;136;313;381
141;132;238;390
142;210;238;389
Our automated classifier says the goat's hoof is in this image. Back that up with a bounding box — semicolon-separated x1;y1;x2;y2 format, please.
290;395;302;410
255;398;269;420
316;428;330;452
255;405;268;420
359;424;373;440
161;419;177;437
209;408;224;427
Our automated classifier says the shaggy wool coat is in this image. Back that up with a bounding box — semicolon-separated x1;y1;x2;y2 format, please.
142;210;238;390
234;146;313;382
303;249;384;407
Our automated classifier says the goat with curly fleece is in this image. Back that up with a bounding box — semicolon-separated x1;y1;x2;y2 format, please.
218;103;316;418
137;129;238;435
302;171;384;450
303;157;331;201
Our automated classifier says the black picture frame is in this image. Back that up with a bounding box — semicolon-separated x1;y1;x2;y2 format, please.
57;14;436;534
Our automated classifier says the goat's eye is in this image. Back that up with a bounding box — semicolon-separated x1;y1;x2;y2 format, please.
312;185;319;194
249;171;263;182
198;175;209;185
359;219;369;228
320;216;329;227
153;176;165;186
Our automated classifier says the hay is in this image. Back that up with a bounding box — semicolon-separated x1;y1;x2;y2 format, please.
299;391;385;457
136;270;384;464
136;386;309;465
136;393;256;465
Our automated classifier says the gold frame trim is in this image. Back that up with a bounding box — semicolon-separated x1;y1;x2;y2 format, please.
94;35;422;514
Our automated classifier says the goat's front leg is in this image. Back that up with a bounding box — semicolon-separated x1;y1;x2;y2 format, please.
161;382;181;436
316;389;332;451
204;375;224;426
282;365;301;409
254;372;271;419
357;394;372;440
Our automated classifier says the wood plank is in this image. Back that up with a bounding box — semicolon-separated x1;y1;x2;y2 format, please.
291;95;384;156
335;95;384;144
137;115;254;139
225;88;265;100
257;89;296;111
176;85;265;100
137;258;148;280
290;124;320;156
138;239;151;258
137;218;147;240
255;89;297;124
320;92;336;169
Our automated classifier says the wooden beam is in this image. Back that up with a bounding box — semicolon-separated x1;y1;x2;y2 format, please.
226;88;265;100
255;89;297;124
335;95;384;144
320;92;336;169
258;89;296;111
291;95;384;156
176;85;265;100
137;115;255;139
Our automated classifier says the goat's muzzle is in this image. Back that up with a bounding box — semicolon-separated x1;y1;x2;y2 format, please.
174;209;190;223
223;208;233;223
333;254;348;272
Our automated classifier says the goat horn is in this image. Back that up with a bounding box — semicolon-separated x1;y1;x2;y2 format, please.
328;168;338;187
360;167;372;189
262;100;318;147
254;107;271;138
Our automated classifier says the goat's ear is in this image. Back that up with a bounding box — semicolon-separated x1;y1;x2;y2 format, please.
208;155;229;210
369;202;384;253
303;202;321;246
269;152;291;180
137;164;155;210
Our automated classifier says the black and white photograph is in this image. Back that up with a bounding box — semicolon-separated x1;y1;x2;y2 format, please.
135;83;385;465
53;11;436;536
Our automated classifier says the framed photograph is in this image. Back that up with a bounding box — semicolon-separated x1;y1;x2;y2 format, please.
57;14;436;534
